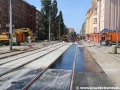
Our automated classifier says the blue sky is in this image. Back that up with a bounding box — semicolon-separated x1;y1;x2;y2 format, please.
25;0;91;34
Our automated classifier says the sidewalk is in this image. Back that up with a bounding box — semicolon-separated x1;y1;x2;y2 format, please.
81;40;120;87
82;40;120;59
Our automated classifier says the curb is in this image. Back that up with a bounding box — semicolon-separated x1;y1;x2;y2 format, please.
81;41;120;61
95;47;120;61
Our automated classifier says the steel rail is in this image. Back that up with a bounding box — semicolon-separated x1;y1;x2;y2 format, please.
0;43;62;66
0;42;57;55
22;43;72;90
69;44;77;90
0;44;67;77
0;42;58;59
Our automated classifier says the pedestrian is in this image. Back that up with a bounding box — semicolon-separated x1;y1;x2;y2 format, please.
28;36;31;43
12;36;17;46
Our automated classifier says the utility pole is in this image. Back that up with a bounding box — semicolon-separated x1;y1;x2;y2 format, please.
49;6;51;43
59;15;61;41
64;26;65;35
116;0;119;46
9;0;12;50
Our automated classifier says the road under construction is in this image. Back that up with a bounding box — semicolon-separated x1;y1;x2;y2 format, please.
0;42;116;90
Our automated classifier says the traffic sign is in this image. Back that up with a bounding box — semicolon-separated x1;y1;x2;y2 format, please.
104;28;108;32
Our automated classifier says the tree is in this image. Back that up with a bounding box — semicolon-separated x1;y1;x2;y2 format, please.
64;26;69;35
57;11;65;36
39;0;52;39
51;0;58;39
39;0;66;40
38;12;45;39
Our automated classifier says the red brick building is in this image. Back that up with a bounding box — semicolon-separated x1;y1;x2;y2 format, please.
0;0;36;32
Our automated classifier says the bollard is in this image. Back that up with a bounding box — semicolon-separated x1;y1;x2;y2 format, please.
112;45;117;54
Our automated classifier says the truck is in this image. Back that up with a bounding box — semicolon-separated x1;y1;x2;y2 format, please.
0;28;36;45
100;30;120;46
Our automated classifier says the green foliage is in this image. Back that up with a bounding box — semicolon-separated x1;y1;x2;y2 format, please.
39;0;66;40
57;11;67;36
51;0;58;39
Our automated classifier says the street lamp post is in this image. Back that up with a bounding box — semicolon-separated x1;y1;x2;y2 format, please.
116;0;119;46
49;15;51;43
9;0;12;50
59;16;61;41
49;7;51;43
48;1;56;43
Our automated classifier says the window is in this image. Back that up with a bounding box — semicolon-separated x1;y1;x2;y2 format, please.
94;18;97;24
94;27;97;33
3;16;8;22
0;0;8;5
94;9;97;15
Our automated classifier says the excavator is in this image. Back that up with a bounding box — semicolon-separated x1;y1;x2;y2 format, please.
0;32;9;45
0;28;36;45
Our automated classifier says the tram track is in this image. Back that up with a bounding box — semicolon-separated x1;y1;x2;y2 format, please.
0;42;58;59
70;44;77;90
0;43;67;77
22;43;76;90
0;43;61;66
8;42;112;90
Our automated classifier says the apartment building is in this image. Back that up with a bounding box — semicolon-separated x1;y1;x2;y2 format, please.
80;21;86;37
99;0;120;31
85;0;120;42
85;3;94;40
67;28;75;37
0;0;36;32
36;10;40;30
36;10;41;39
80;21;86;39
85;9;90;35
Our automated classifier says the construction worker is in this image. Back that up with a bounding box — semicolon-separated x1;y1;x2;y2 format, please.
12;36;17;46
28;36;31;43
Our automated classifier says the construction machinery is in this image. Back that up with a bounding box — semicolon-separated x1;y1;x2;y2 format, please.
0;32;9;45
100;30;120;46
0;28;36;45
61;35;70;42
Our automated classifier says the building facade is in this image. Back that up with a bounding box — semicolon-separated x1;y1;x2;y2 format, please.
85;0;120;43
67;28;75;37
36;10;40;31
36;10;40;38
99;0;120;31
0;0;36;32
80;21;86;39
85;9;90;35
85;5;94;40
